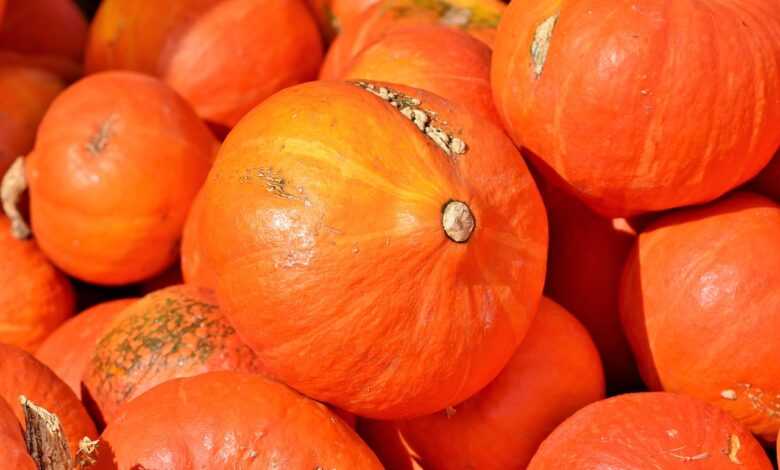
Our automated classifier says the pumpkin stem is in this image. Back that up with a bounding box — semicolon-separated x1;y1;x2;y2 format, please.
1;156;31;239
442;200;475;243
19;395;73;470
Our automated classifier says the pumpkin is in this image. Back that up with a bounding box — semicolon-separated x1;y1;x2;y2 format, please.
358;419;421;470
320;0;505;79
340;26;499;125
492;0;780;217
0;217;74;351
540;176;641;393
180;189;218;290
20;71;217;285
0;0;87;63
0;397;34;469
528;392;772;469
331;0;380;30
85;0;323;128
398;297;605;469
754;150;779;201
621;192;780;442
0;66;64;176
0;343;97;459
92;371;383;469
82;285;265;425
35;299;136;399
198;80;548;418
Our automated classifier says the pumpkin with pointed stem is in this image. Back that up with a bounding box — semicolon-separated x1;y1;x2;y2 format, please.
198;80;548;419
492;0;780;216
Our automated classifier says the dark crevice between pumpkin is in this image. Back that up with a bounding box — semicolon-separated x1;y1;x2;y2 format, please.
441;199;475;243
1;156;31;239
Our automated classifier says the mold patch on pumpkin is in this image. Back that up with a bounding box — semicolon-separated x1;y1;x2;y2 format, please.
531;13;559;78
734;383;780;419
725;434;741;464
85;114;118;156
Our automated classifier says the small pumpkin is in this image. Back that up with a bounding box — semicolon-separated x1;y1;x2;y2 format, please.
180;189;218;290
35;299;136;399
198;80;548;418
398;297;605;469
340;26;499;125
92;371;383;469
320;0;505;79
358;419;421;470
0;343;97;459
754;149;779;201
492;0;780;216
0;66;64;176
86;0;323;128
0;217;74;351
82;285;265;425
19;71;217;285
527;392;772;469
621;192;780;441
0;396;35;469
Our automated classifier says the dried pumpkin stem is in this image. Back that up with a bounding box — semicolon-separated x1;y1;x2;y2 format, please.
20;395;73;470
1;156;31;239
442;200;475;243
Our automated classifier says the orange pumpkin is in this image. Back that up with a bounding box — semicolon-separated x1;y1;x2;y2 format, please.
82;285;265;424
358;419;421;470
86;0;323;128
320;0;505;79
198;80;548;418
35;299;136;399
0;397;34;469
92;372;383;469
398;298;605;469
24;71;217;285
754;150;779;201
0;0;87;63
621;192;780;441
0;343;97;459
180;189;218;290
529;393;772;469
492;0;780;217
340;26;499;125
0;217;74;351
0;66;64;176
331;0;380;30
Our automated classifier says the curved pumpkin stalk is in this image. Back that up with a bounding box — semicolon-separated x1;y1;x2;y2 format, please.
0;156;31;239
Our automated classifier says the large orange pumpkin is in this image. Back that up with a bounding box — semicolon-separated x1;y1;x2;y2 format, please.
398;297;605;469
340;26;499;125
320;0;505;79
528;393;772;469
0;343;97;459
0;66;64;176
198;80;548;419
492;0;780;217
754;150;779;201
35;299;136;399
621;192;780;441
92;371;383;469
85;0;323;128
180;189;218;290
0;217;74;352
82;285;265;424
0;0;87;63
23;71;217;285
0;397;34;469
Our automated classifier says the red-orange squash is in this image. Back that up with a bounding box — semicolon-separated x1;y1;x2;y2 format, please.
180;189;218;290
0;0;87;63
358;419;421;470
621;192;780;441
754;150;779;201
25;71;217;285
0;343;97;459
0;66;64;176
82;285;265;424
85;0;323;128
528;393;772;469
492;0;780;217
340;26;499;125
0;397;34;469
92;371;383;469
320;0;505;79
0;217;74;352
398;297;605;469
198;80;548;419
35;299;136;399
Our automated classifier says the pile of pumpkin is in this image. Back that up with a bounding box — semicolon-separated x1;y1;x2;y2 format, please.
0;0;779;468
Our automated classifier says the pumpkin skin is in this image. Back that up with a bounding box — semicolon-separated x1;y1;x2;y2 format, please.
0;0;87;62
0;217;75;352
621;192;780;441
754;150;779;201
0;66;64;176
180;189;218;290
35;299;136;399
341;26;500;125
86;0;323;128
0;343;97;459
527;392;772;469
0;397;35;470
82;285;265;425
92;371;382;469
358;419;421;470
26;71;217;285
492;0;780;217
398;297;605;469
199;80;548;419
320;0;505;79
